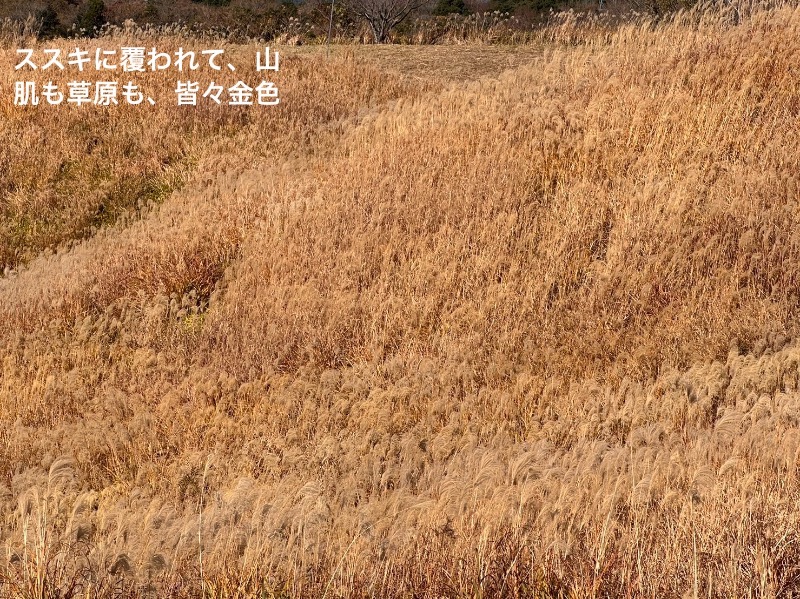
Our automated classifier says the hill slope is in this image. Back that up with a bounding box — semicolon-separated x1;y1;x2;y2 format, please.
3;5;800;596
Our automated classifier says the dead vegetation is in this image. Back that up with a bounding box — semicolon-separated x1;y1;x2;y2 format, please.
2;1;800;597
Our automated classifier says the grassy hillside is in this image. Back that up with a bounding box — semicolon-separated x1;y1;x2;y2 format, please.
2;3;800;597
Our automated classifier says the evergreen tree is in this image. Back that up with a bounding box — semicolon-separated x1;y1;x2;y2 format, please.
75;0;106;36
433;0;468;14
36;5;62;39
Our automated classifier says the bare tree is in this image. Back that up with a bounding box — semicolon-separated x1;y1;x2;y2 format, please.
346;0;427;42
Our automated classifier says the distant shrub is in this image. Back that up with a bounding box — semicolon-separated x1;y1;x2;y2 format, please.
491;0;560;15
144;0;159;19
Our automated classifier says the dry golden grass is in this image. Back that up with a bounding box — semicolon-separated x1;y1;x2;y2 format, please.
296;44;545;83
3;2;800;597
